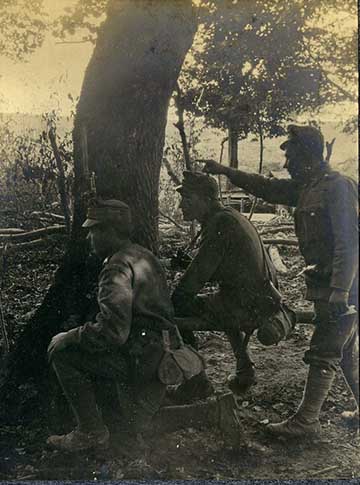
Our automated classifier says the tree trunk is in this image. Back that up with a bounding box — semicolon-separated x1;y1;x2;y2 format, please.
248;119;264;221
72;0;197;251
0;0;197;416
226;125;239;189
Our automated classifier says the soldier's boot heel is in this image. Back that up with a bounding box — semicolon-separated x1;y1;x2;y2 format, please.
227;366;257;395
47;426;110;452
165;371;214;405
266;415;321;439
266;366;334;440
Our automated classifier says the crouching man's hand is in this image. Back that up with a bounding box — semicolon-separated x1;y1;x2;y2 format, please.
48;331;77;361
329;288;349;318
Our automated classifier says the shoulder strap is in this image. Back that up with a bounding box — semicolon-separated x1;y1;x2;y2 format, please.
253;225;282;303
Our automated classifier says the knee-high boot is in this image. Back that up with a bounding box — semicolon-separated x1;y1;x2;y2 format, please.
267;366;335;438
341;330;359;407
226;327;256;394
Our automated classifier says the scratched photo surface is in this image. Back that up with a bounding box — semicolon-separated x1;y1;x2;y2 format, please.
0;0;358;481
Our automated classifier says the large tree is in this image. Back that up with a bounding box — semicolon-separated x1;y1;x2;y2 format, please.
1;0;197;412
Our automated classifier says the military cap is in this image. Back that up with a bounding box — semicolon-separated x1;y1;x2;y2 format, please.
176;170;219;199
280;124;324;159
82;199;132;229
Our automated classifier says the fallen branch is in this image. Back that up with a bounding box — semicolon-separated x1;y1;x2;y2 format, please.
257;221;293;227
262;238;298;246
268;245;288;274
0;209;16;215
30;211;65;223
259;225;294;236
0;225;66;243
5;239;48;254
0;228;25;235
310;465;338;477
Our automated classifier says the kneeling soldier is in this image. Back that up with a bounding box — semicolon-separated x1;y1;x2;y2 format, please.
171;171;294;403
47;199;176;452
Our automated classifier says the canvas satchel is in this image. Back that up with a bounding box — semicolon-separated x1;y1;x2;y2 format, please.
158;326;204;386
256;243;296;346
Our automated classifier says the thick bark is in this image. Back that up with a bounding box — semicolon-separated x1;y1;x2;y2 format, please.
72;0;197;251
0;225;66;243
248;120;263;221
1;0;197;414
226;126;239;190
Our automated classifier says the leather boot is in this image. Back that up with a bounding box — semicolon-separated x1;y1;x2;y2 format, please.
226;328;256;394
266;366;335;438
340;331;359;407
47;426;110;452
164;371;214;405
227;365;257;395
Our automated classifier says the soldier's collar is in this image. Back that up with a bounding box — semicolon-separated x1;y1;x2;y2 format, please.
201;202;224;227
304;166;331;188
102;239;131;265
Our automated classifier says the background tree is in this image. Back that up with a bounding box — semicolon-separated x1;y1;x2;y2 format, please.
0;0;47;61
178;0;357;171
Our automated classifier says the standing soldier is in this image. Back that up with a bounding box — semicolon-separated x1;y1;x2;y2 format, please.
170;171;294;404
203;124;359;437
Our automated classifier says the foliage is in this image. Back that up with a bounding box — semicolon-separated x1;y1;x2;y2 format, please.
52;0;106;43
301;0;358;104
179;0;357;139
0;112;73;214
0;0;47;60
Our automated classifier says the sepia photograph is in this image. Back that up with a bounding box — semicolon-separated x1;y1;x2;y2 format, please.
0;0;358;481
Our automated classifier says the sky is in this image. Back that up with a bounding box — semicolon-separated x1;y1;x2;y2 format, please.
0;0;357;123
0;0;93;115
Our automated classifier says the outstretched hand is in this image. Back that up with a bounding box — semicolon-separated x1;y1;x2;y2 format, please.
195;159;225;175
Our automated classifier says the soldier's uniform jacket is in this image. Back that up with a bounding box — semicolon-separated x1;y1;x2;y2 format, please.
229;168;358;302
172;205;278;318
68;240;174;353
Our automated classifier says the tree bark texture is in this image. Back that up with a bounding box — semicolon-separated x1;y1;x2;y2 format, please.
72;0;197;251
226;126;239;190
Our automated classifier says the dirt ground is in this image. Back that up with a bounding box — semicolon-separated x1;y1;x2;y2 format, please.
0;216;359;480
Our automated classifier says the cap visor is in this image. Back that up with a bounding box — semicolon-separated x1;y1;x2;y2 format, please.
82;218;101;228
280;140;289;151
